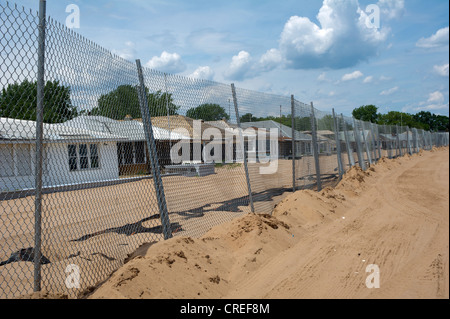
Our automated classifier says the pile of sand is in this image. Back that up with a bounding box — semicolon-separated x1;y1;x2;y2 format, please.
26;147;450;299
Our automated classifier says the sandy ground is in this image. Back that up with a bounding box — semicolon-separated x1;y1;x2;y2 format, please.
3;157;339;299
83;147;449;299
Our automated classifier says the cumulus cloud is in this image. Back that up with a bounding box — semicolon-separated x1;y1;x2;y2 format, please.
189;66;215;81
224;51;254;80
434;63;449;77
416;27;449;48
342;70;364;81
258;48;283;72
145;51;186;74
380;86;399;95
428;91;444;103
279;0;389;69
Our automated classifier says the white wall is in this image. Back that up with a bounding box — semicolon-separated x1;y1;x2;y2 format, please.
0;142;119;192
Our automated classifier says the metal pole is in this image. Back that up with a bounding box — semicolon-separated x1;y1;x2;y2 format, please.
136;59;172;240
413;128;418;153
386;125;392;159
376;124;382;159
369;122;378;163
231;84;255;213
352;118;366;170
396;125;402;157
341;114;355;167
332;109;344;179
164;73;172;152
291;95;296;192
310;103;322;191
406;126;412;155
361;120;373;166
34;0;46;293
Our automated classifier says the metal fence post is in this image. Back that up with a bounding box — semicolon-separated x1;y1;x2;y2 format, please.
385;125;392;159
376;124;382;159
406;126;412;155
33;0;46;293
396;125;402;157
413;128;419;153
291;95;296;192
310;103;322;191
332;109;344;179
231;84;255;213
341;114;355;167
369;122;378;163
136;59;172;240
352;118;366;170
361;121;373;166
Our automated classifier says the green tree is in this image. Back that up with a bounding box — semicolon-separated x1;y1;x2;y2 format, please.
0;79;78;123
186;103;230;121
434;115;449;132
413;111;449;132
240;113;254;122
377;111;425;129
352;105;378;123
91;85;179;120
317;114;334;131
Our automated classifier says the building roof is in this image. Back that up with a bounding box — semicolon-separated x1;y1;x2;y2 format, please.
150;115;228;140
63;115;190;141
240;120;312;141
0;117;125;142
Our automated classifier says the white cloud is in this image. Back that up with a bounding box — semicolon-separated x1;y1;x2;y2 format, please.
434;64;449;77
279;0;389;69
224;51;254;80
377;0;405;20
414;103;449;112
189;66;215;81
112;41;136;60
342;70;364;81
258;48;283;72
416;27;449;48
145;51;186;74
428;91;444;103
380;86;399;95
317;72;329;82
363;76;374;83
379;75;392;81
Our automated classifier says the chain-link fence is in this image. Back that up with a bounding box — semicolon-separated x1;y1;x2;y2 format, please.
1;1;449;299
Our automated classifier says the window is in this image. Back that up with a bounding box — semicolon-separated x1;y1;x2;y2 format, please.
90;144;99;169
117;142;147;165
79;144;89;170
0;145;14;177
16;144;32;176
68;145;78;171
68;144;100;171
135;142;145;164
0;144;35;177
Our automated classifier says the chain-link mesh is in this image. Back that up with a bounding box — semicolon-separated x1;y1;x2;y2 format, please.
1;1;449;299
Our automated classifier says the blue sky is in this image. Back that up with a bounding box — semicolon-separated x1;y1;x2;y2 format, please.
6;0;450;117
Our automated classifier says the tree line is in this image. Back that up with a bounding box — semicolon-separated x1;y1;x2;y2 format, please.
1;80;448;132
352;105;449;132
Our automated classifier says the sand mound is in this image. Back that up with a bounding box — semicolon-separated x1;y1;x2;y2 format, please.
26;147;449;299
